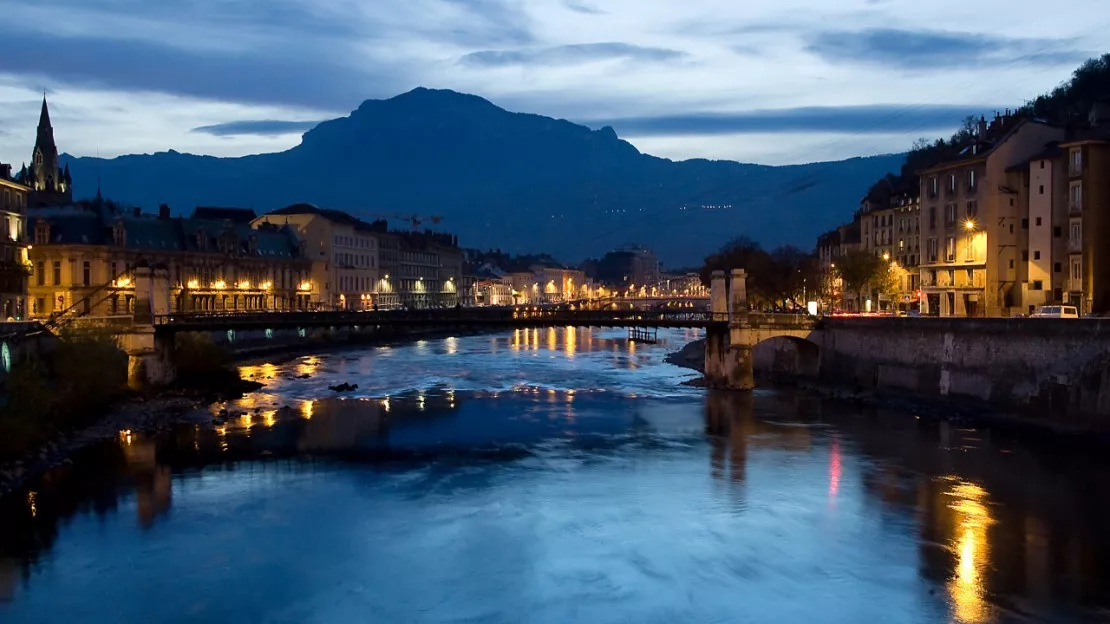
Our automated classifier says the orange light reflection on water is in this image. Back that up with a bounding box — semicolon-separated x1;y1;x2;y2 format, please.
944;481;995;623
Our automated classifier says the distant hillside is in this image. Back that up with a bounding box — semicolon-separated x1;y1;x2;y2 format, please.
61;88;905;266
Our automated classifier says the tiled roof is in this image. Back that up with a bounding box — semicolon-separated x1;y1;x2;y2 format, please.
32;202;303;258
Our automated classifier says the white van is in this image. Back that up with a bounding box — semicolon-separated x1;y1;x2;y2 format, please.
1030;305;1079;319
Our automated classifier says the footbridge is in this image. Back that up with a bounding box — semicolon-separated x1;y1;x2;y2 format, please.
113;265;815;390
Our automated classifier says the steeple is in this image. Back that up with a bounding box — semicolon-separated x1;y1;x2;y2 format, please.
36;93;56;153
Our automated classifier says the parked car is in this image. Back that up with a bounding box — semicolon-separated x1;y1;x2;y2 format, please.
1030;305;1079;319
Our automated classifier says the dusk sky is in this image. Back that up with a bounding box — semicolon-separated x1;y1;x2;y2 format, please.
0;0;1104;168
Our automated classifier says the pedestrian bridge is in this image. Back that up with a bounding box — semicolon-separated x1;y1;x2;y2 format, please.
113;265;816;391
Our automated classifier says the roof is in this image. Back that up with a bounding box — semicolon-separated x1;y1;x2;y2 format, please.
1059;123;1110;146
31;200;304;258
192;206;258;223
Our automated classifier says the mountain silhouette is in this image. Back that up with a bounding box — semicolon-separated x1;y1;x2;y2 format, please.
61;88;904;266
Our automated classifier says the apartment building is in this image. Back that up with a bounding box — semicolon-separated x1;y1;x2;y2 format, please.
254;204;380;310
0;168;31;320
1059;111;1110;313
918;116;1063;317
30;201;311;317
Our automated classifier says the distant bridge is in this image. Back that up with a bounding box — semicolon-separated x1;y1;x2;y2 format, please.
153;307;727;332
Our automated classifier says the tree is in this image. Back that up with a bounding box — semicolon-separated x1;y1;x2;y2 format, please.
833;250;887;311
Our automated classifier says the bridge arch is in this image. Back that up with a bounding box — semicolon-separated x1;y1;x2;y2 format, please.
751;334;821;378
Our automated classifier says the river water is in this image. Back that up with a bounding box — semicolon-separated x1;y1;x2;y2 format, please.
2;327;1110;623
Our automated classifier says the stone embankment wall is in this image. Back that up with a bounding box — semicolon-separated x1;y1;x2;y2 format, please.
803;318;1110;415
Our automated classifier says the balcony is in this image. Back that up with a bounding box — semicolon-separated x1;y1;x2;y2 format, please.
953;271;985;289
1068;238;1083;253
1069;201;1082;215
1069;163;1084;178
1067;278;1083;293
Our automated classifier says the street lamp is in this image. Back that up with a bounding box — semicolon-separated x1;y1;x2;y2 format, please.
964;219;976;231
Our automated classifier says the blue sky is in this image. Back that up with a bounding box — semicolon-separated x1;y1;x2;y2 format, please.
0;0;1103;166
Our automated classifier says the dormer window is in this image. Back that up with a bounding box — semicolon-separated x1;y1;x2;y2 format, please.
112;219;126;247
34;219;49;245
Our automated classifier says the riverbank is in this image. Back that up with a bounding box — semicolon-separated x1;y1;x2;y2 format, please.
665;338;1110;445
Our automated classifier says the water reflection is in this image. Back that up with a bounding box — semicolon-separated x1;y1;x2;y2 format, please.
945;481;994;623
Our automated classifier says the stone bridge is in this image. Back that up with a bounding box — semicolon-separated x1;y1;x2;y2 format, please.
703;269;821;390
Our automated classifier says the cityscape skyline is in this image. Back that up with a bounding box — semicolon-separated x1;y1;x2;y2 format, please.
0;0;1104;168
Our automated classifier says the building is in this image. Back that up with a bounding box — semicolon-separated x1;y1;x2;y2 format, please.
375;227;462;308
1058;106;1110;313
17;96;72;208
918;115;1064;317
0;168;32;319
29;199;311;318
254;204;380;310
859;183;921;310
593;245;661;288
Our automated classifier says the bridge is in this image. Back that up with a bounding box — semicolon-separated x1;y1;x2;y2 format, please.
113;266;816;391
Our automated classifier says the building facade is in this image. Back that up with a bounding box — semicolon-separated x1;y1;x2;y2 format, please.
254;204;381;310
1058;114;1110;314
0;170;31;319
29;200;311;318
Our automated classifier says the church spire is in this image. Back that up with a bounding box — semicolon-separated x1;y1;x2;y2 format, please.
36;93;57;153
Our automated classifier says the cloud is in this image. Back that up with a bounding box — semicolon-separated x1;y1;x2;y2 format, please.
807;28;1087;69
564;0;605;15
0;25;391;110
587;104;1002;136
191;120;322;137
460;42;685;67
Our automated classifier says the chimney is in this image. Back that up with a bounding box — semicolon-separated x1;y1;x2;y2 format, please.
158;203;170;219
976;116;987;138
133;206;141;218
1089;101;1110;127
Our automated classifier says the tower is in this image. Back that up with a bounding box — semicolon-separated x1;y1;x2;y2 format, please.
25;94;72;206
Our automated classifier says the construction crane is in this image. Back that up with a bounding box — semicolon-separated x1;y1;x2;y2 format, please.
368;212;445;232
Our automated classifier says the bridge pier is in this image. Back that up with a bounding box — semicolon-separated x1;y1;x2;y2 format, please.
704;269;757;391
121;264;177;391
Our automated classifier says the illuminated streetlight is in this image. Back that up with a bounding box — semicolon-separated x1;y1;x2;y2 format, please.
964;219;976;231
882;252;890;261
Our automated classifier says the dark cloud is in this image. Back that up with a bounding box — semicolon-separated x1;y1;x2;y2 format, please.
807;28;1086;69
585;104;1003;136
0;26;395;110
564;0;605;14
191;120;321;137
461;42;685;67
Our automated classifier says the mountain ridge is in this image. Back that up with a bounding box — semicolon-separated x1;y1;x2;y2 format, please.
60;87;905;265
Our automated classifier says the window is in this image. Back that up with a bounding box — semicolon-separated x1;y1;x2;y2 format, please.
35;261;43;286
1054;226;1062;237
948;174;957;194
1070;182;1083;210
1021;218;1028;229
929;177;938;198
1009;259;1015;269
1032;280;1043;291
1070;148;1082;174
1054;262;1062;273
945;203;956;225
967;169;976;191
966;200;977;218
1071;220;1082;242
899;238;905;250
1034;251;1041;260
52;260;60;286
1071;257;1082;280
964;236;974;261
82;261;90;286
1009;224;1014;234
35;297;44;315
1035;217;1042;226
945;236;955;261
1022;251;1029;261
1040;160;1045;170
929;207;936;228
1039;185;1045;195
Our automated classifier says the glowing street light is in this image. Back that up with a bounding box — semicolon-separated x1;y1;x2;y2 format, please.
882;252;890;261
964;219;977;231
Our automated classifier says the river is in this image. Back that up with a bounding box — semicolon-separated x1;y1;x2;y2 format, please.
1;327;1109;623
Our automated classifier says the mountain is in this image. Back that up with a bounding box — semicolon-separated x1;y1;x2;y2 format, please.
61;88;905;266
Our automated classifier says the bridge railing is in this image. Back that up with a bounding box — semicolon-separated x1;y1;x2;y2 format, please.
153;307;725;328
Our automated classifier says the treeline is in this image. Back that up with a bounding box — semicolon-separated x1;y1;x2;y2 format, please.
698;237;820;310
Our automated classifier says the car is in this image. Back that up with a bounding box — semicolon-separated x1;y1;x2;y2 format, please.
1030;305;1079;319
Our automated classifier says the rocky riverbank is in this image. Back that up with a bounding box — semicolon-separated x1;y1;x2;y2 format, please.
0;396;209;497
